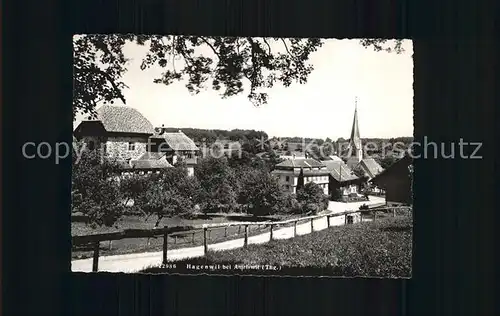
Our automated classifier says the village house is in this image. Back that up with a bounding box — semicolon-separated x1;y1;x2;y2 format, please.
370;153;413;206
150;127;199;176
323;159;364;196
73;105;198;175
271;158;330;194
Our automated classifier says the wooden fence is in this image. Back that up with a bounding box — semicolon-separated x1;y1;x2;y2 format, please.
72;206;411;272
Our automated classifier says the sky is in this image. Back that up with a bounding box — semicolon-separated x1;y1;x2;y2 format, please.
74;38;413;139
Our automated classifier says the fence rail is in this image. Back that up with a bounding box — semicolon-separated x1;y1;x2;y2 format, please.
73;206;411;272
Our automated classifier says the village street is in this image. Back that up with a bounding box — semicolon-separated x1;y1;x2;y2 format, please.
71;196;385;273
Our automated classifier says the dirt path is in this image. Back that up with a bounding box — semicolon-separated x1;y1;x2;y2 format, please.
72;196;385;273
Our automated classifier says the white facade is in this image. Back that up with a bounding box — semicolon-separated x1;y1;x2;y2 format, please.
278;173;329;195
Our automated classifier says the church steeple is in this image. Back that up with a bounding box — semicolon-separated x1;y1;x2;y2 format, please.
347;97;363;163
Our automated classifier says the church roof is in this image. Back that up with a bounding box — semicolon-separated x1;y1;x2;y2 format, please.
348;104;362;150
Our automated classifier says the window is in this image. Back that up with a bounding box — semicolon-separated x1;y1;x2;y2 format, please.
285;176;290;182
187;152;193;159
128;142;135;151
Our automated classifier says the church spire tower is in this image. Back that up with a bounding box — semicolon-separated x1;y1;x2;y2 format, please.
347;97;363;163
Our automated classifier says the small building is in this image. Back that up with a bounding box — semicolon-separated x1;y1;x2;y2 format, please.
271;158;330;194
370;154;413;206
73;105;155;161
150;128;200;176
323;160;365;196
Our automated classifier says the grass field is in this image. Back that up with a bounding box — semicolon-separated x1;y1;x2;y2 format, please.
72;213;303;259
142;215;412;278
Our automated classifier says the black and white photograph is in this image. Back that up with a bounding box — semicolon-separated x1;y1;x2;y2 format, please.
71;35;413;278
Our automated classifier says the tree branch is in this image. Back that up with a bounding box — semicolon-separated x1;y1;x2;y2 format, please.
262;38;272;55
78;67;126;104
281;38;297;58
200;37;221;61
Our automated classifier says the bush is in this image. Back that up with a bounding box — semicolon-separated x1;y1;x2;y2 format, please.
296;182;329;214
151;216;412;278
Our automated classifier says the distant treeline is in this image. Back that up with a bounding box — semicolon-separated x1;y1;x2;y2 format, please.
162;127;413;150
162;127;268;143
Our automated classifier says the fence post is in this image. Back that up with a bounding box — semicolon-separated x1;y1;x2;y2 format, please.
310;218;314;232
192;232;195;244
203;227;208;255
224;226;228;237
392;208;396;217
108;240;112;250
344;214;347;225
92;241;100;272
174;235;177;244
294;220;297;236
270;224;274;241
244;224;249;247
373;211;377;221
162;226;168;266
327;215;330;228
238;225;241;234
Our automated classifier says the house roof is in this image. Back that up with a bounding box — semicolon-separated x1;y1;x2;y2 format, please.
271;169;330;177
275;158;324;168
360;158;384;178
130;156;173;170
323;160;358;182
136;152;166;160
371;154;412;183
153;131;199;151
88;105;155;134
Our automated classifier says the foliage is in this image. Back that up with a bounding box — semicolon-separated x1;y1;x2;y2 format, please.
147;216;412;277
378;155;397;169
130;167;200;227
71;149;125;227
194;157;239;213
227;150;255;169
238;169;289;216
296;168;305;191
73;35;404;118
296;182;329;214
330;188;343;201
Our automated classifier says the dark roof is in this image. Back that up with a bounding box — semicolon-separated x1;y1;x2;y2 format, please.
371;154;412;182
323;160;358;182
91;105;155;134
275;158;325;168
360;158;384;178
153;131;199;151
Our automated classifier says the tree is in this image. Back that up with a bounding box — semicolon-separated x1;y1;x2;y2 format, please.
239;169;289;216
73;36;405;119
296;182;329;215
195;157;239;213
378;155;397;169
71;149;125;227
296;168;305;191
